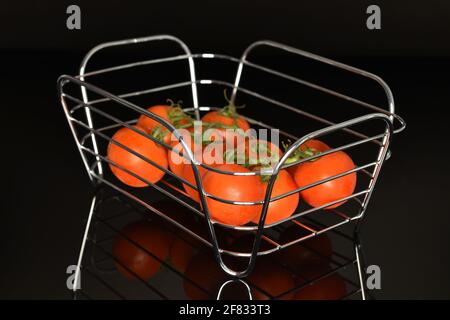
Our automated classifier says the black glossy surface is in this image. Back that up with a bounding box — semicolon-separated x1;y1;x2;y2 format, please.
1;50;450;299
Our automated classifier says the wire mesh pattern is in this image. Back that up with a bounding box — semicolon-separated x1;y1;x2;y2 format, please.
74;188;370;300
58;35;405;279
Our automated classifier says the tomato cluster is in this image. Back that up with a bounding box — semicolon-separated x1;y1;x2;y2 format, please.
106;97;357;227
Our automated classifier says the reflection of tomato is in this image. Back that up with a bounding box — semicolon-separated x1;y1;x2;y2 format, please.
278;229;333;269
249;259;296;300
183;253;226;300
251;169;299;225
293;151;356;209
107;126;168;187
202;164;264;226
169;235;198;273
112;220;172;281
294;272;347;300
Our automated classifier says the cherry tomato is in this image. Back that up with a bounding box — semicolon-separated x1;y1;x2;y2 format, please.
234;138;282;167
180;141;228;202
251;169;299;225
202;107;250;132
112;220;172;281
137;102;193;143
107;126;168;187
287;139;330;175
166;127;196;178
202;164;264;226
292;151;356;209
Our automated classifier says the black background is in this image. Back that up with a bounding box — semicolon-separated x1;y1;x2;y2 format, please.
1;1;450;299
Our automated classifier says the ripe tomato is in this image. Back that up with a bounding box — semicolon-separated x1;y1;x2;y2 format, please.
181;164;208;202
180;141;229;202
248;259;296;300
112;220;172;281
286;139;330;175
202;164;264;226
137;102;193;143
251;169;299;225
292;151;356;209
234;138;282;167
202;107;250;132
167;127;197;178
107;126;168;187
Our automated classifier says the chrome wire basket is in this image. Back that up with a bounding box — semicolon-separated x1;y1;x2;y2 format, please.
58;35;406;281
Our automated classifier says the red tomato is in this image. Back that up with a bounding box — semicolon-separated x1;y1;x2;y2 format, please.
137;103;193;143
181;164;208;202
107;126;168;187
278;229;333;269
251;170;299;225
234;138;282;167
287;139;330;175
202;164;264;226
112;220;172;281
180;141;228;202
166;127;196;178
202;108;250;132
292;151;356;209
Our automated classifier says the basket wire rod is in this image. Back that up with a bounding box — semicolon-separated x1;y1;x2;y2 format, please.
233;40;396;115
82;143;368;235
88;165;212;247
90;167;362;258
79;54;191;79
274;259;357;300
275;113;393;176
355;241;367;300
76;50;397;129
79;34;200;118
65;90;386;182
59;75;200;175
95;216;212;298
58;94;95;183
67;113;198;190
355;131;392;232
83;266;127;299
73;195;97;293
216;279;253;300
81;150;205;218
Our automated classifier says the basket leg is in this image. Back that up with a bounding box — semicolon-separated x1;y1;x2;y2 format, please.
216;279;253;300
354;233;368;300
73;194;97;293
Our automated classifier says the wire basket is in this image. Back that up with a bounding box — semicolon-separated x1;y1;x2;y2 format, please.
58;34;406;280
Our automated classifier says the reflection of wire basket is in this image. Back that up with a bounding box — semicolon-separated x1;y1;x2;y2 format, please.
58;35;405;279
76;188;369;300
